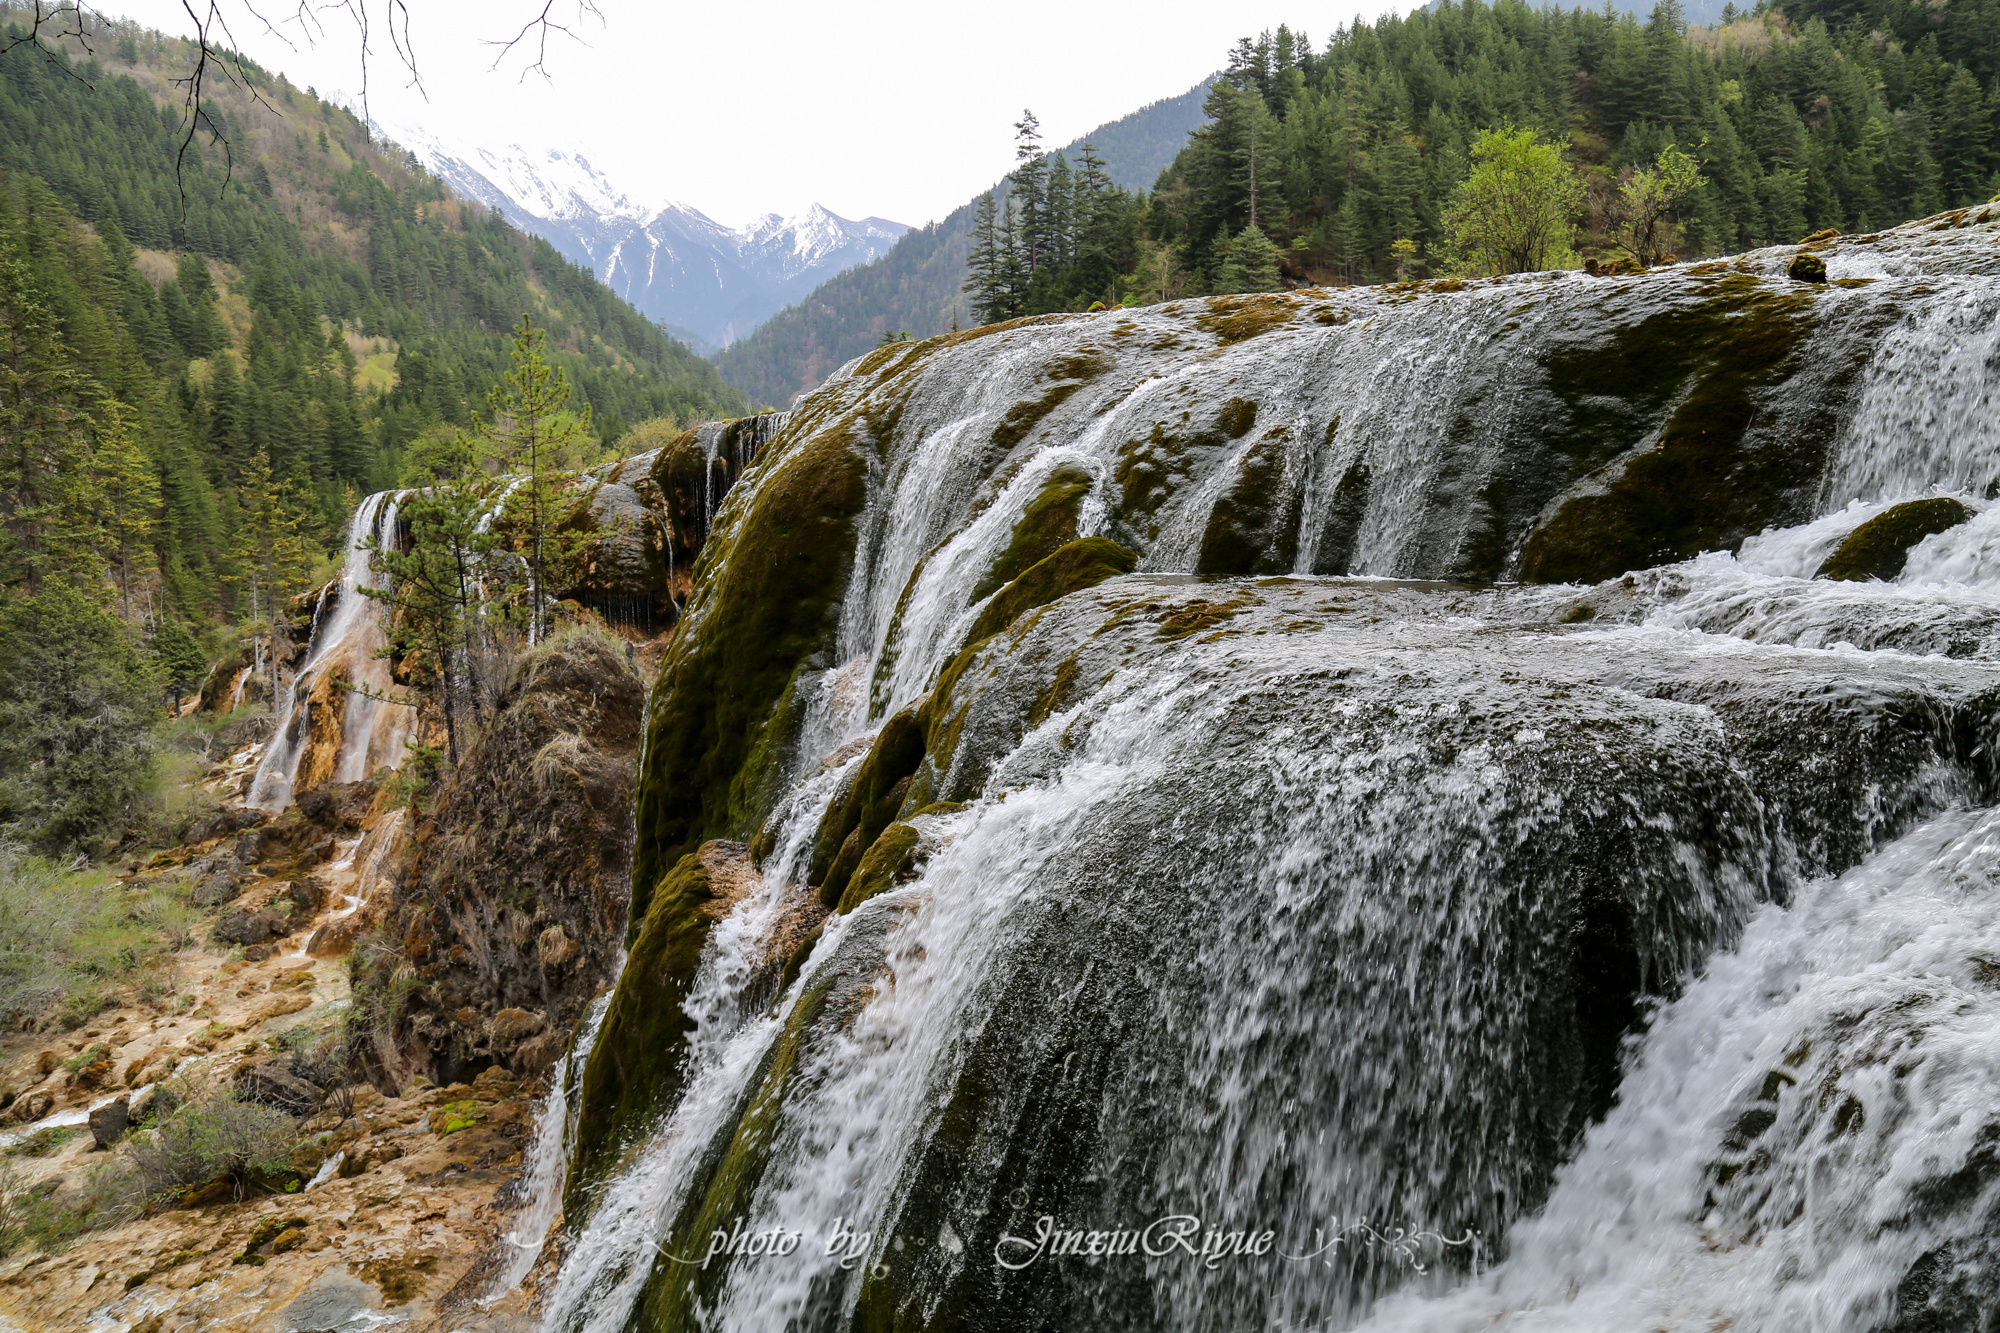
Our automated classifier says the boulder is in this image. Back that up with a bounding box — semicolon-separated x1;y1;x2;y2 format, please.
234;1064;322;1117
190;863;246;909
510;1031;566;1079
88;1097;129;1149
10;1090;52;1123
490;1008;546;1045
1817;497;1975;582
185;808;264;846
1787;251;1828;282
215;910;282;948
299;780;378;831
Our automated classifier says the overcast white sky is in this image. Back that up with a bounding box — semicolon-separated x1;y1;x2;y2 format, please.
105;0;1397;229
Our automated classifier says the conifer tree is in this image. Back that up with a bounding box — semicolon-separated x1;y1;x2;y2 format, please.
362;424;494;763
93;401;159;620
1213;225;1285;292
228;448;313;694
963;192;1010;325
0;581;157;851
483;317;589;645
150;616;209;709
0;249;100;598
1011;111;1049;284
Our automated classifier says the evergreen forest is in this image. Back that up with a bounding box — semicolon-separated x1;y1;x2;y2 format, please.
967;0;2000;313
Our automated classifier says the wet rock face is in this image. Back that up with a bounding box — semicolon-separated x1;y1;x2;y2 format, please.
1817;496;1975;581
557;414;789;633
355;630;644;1090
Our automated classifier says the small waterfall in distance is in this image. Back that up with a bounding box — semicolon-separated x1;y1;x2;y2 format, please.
248;491;413;813
538;212;2000;1332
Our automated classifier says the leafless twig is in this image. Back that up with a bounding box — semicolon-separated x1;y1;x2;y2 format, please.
0;0;93;84
484;0;601;81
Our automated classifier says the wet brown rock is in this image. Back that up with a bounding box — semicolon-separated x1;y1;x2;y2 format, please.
234;1063;322;1117
88;1097;129;1149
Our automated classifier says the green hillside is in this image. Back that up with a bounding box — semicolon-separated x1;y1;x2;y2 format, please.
0;4;744;624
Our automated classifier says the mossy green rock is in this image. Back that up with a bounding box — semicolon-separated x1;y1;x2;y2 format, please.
1816;498;1973;582
836;822;923;914
810;705;927;906
568;847;725;1200
964;537;1138;649
969;464;1094;603
1788;252;1828;283
1519;278;1835;584
629;413;868;933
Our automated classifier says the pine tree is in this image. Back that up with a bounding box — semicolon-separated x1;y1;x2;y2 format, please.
150;616;209;709
92;400;159;620
963;192;1010;325
483;317;590;645
228;448;314;696
362;424;494;763
1010;111;1049;284
0;581;157;851
0;249;101;598
1214;225;1285;292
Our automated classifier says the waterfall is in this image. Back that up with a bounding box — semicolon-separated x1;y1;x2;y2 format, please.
247;492;414;812
1356;805;2000;1332
542;212;2000;1331
484;989;618;1304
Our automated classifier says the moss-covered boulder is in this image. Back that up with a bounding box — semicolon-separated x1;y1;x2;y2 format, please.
1519;278;1835;584
964;537;1138;648
628;410;870;934
969;465;1094;603
1787;252;1828;283
568;842;744;1199
809;705;928;907
836;821;923;913
1816;497;1974;582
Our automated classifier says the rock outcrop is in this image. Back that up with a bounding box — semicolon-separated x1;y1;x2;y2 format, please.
354;627;645;1089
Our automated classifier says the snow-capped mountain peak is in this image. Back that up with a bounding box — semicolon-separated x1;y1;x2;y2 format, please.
362;113;907;351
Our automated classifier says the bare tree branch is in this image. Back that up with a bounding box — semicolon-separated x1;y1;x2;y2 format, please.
0;1;601;214
0;1;95;86
483;0;601;81
171;0;286;212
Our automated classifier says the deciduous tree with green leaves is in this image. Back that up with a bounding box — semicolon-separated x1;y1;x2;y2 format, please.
1444;128;1584;277
1608;143;1706;268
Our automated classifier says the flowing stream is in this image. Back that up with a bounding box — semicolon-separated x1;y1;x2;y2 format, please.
540;215;2000;1332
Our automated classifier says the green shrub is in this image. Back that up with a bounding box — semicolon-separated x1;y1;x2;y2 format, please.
113;1083;300;1204
0;843;195;1028
2;1125;83;1158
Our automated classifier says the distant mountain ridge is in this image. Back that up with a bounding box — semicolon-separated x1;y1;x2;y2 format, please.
376;122;908;351
712;76;1219;406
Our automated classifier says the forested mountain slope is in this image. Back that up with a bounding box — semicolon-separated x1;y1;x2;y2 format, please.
0;4;744;624
729;0;2000;410
1146;0;2000;288
711;77;1216;406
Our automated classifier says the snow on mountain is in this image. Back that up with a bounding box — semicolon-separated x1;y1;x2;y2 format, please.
368;114;906;351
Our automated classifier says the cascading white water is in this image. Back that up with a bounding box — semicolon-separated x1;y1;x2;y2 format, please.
1356;805;2000;1333
541;210;2000;1332
485;990;618;1304
247;491;414;812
